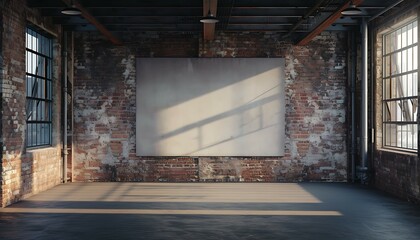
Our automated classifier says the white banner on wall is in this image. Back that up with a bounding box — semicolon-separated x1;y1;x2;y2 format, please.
136;58;285;156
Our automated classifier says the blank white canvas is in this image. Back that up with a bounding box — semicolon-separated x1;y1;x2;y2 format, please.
136;58;285;156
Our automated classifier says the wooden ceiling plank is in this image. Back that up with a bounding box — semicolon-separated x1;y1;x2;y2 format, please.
61;0;122;45
296;0;363;46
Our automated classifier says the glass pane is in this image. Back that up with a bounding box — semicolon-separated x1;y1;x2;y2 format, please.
384;78;391;99
414;46;418;70
401;25;407;48
407;47;413;71
385;101;397;121
385;124;391;146
413;21;418;44
406;74;413;97
31;33;38;52
391;77;397;98
402;75;407;97
385;34;391;54
397;125;402;147
408;23;413;46
47;59;52;79
402;49;407;72
410;98;417;121
391;124;397;147
384;55;390;77
413;124;418;150
37;57;45;77
397;29;402;50
47;81;52;99
391;52;400;75
391;31;397;52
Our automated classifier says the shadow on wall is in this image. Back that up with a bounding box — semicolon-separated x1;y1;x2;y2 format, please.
136;58;285;157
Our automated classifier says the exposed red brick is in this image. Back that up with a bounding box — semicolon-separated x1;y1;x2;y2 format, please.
1;0;63;207
71;29;348;183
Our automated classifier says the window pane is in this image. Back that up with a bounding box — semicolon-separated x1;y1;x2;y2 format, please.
385;34;391;54
382;19;417;152
25;27;52;147
402;26;407;48
391;77;397;98
408;23;413;46
384;78;391;99
391;52;400;75
384;55;390;77
408;47;413;71
402;49;407;72
391;31;397;52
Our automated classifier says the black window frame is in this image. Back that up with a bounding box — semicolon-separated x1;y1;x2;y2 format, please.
25;27;53;148
382;18;418;152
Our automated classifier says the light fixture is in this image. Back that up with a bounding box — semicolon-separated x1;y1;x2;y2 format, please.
334;63;345;70
200;10;219;23
61;0;81;15
341;1;362;15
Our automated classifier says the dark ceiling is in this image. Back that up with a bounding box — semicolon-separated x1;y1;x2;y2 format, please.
27;0;401;44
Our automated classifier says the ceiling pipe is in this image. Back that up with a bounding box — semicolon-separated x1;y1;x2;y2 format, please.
62;31;69;183
359;19;368;184
350;31;357;183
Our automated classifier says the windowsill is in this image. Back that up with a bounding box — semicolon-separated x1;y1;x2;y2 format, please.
377;147;418;157
26;146;56;153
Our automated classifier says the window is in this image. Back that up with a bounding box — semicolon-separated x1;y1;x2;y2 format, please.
25;27;53;147
382;19;418;151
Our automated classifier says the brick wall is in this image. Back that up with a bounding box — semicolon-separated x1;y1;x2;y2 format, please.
374;151;419;203
371;0;420;203
73;31;348;182
0;2;4;206
0;0;63;207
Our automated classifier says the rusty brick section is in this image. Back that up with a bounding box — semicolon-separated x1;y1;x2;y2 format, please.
73;31;347;182
1;0;63;207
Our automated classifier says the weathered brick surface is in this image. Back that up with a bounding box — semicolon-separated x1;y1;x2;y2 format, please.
73;31;348;182
374;151;419;204
0;0;63;207
371;1;420;204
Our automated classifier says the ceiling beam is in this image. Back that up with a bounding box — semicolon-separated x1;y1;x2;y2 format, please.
203;0;218;41
61;0;122;45
283;0;329;39
296;0;363;46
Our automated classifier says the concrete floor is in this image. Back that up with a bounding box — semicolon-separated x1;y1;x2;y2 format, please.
0;183;420;240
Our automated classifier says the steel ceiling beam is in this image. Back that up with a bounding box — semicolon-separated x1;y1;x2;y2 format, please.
283;0;332;39
296;0;363;46
61;0;122;45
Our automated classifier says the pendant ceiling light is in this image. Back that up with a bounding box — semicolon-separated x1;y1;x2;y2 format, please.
200;0;219;23
200;10;219;23
341;1;362;15
61;0;81;15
